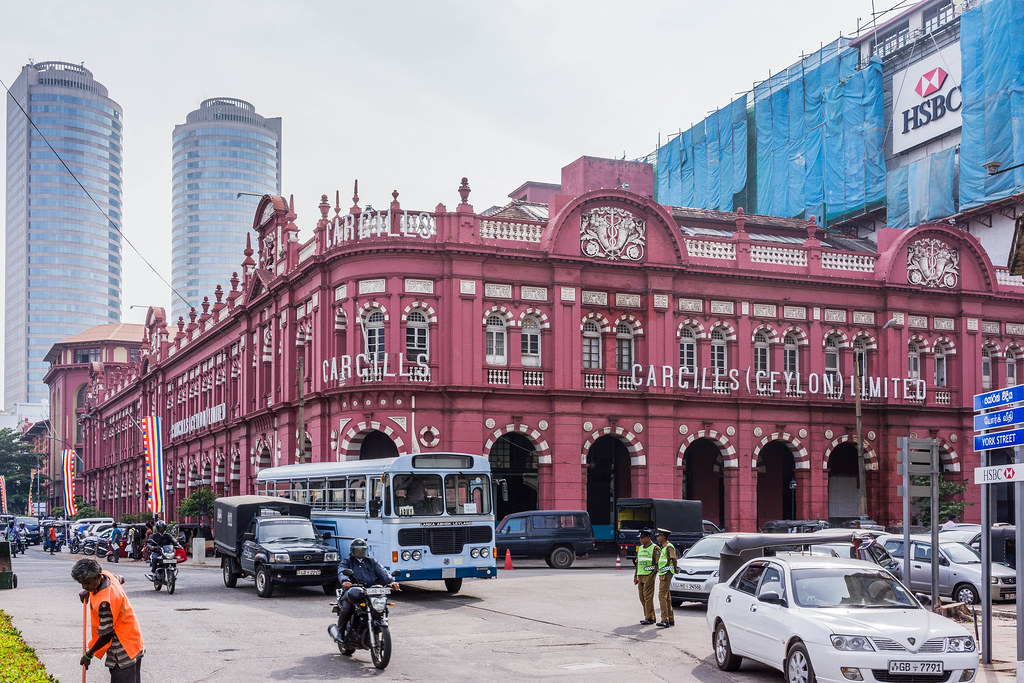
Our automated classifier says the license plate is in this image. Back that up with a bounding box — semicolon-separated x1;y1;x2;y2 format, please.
1007;593;1016;600
296;569;320;576
680;582;702;591
888;661;944;676
442;568;455;579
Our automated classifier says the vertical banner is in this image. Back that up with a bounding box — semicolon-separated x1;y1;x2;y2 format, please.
141;416;165;516
63;449;78;517
0;475;7;514
27;469;35;516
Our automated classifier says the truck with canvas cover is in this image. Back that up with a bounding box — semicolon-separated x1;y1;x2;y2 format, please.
616;498;704;559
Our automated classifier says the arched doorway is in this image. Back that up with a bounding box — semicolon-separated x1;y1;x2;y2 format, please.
682;438;724;528
990;448;1016;524
359;430;399;460
827;443;860;524
488;432;538;520
585;435;631;541
756;441;796;530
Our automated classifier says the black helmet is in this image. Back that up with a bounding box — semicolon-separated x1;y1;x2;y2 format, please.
155;521;167;533
112;522;119;528
349;538;368;554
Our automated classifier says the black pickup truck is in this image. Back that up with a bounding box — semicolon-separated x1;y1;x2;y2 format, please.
214;495;340;598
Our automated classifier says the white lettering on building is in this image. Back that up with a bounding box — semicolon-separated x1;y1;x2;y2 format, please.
171;403;227;439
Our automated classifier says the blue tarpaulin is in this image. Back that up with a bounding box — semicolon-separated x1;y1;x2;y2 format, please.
886;146;956;229
959;0;1024;210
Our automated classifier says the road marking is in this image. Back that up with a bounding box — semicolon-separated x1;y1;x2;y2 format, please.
560;662;611;670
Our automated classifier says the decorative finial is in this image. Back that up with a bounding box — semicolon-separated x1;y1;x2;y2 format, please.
805;214;820;244
214;284;224;304
242;234;255;269
319;194;330;221
189;307;197;324
201;296;210;315
177;316;185;334
351;179;360;212
392;190;399;201
734;206;746;234
230;272;239;292
459;177;471;205
334;190;341;218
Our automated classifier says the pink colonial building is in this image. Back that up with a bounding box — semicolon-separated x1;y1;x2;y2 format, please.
69;156;1023;534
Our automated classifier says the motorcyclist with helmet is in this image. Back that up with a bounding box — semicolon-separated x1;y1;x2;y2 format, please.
332;538;400;644
145;521;181;580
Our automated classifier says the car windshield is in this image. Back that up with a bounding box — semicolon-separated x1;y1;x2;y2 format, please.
791;568;917;608
938;530;977;543
15;517;38;526
259;520;317;542
683;535;729;559
941;542;981;564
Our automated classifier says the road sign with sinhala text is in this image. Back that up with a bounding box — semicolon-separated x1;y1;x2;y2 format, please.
973;406;1024;432
973;385;1024;411
974;427;1024;452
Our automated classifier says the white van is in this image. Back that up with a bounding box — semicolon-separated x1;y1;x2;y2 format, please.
73;518;114;537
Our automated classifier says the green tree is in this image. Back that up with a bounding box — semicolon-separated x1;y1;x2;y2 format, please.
177;486;218;527
0;428;44;514
72;499;105;520
912;474;973;527
120;511;156;525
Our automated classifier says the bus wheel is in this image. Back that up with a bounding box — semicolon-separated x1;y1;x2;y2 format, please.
444;578;463;593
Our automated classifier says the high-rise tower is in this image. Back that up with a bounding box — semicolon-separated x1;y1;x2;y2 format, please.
171;98;281;323
5;61;124;406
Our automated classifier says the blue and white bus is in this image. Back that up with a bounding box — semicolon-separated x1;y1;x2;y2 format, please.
255;452;496;592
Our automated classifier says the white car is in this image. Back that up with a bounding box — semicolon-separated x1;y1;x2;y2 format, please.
707;556;978;683
669;533;744;604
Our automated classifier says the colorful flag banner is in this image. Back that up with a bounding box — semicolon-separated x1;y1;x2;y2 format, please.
0;475;7;514
63;449;78;517
27;468;35;515
141;416;166;515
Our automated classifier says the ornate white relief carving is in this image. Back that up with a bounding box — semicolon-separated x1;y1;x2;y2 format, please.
710;300;734;315
633;422;644;433
616;293;641;308
580;206;646;261
741;302;749;315
967;318;979;331
485;283;512;299
521;286;547;301
753;304;777;318
824;309;846;323
997;269;1024;287
582;291;608;306
1007;323;1024;336
484;418;495;429
404;278;433;294
679;424;688;435
753;427;763;437
891;312;905;326
726;426;736;436
583;421;593;431
334;284;347;301
949;433;957;443
907;238;960;289
784;306;806;320
390;416;407;430
538;420;549;430
798;429;808;439
933;318;955;330
560;287;576;302
679;298;703;313
824;429;834;439
908;315;928;328
853;311;874;325
867;430;876;441
460;280;476;295
358;278;385;294
653;294;669;309
982;321;999;334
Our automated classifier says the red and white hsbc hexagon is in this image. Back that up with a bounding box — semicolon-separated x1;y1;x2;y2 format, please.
892;42;963;154
974;463;1024;484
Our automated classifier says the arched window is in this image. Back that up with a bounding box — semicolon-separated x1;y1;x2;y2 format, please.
582;321;602;370
824;335;841;379
908;341;922;381
405;310;429;362
754;331;771;375
364;310;386;362
521;316;541;367
486;315;507;365
981;346;993;391
1008;348;1019;387
711;329;727;374
783;332;800;376
615;322;634;371
853;337;868;379
934;342;948;388
679;327;697;373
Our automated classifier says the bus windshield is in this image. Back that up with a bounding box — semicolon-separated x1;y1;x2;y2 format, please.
445;474;491;515
393;473;444;516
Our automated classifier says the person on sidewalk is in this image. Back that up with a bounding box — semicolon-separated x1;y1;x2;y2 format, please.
48;525;59;555
655;529;678;628
108;523;123;563
72;557;144;682
633;529;658;625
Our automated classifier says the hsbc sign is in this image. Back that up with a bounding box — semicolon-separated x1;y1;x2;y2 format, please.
892;43;962;154
974;463;1024;485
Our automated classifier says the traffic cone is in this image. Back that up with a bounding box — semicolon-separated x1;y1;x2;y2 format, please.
503;548;514;571
615;554;622;570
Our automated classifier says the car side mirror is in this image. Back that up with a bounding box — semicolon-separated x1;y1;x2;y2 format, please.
342;569;355;578
758;591;786;606
242;532;254;542
321;531;332;540
500;480;509;502
938;556;949;566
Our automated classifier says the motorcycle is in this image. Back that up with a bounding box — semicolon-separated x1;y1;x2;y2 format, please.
328;569;395;670
147;544;179;594
10;532;26;557
68;532;82;554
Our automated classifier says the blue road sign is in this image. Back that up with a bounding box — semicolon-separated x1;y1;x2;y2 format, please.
974;385;1024;411
974;406;1024;431
974;427;1024;452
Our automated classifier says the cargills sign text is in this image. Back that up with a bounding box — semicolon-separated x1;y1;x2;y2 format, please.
892;43;963;154
322;352;429;384
171;403;227;439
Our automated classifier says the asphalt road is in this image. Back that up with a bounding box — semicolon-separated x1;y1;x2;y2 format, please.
2;546;792;683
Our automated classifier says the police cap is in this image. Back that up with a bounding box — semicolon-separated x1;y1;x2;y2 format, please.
656;528;672;538
637;529;652;539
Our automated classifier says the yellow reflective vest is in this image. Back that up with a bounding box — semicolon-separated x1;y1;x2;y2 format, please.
657;542;676;575
636;543;656;576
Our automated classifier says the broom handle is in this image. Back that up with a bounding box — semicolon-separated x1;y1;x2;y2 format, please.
81;598;87;683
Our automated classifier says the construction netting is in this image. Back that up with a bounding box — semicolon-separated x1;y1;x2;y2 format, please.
885;147;956;229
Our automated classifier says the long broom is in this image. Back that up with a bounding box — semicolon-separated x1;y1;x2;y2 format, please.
81;598;88;682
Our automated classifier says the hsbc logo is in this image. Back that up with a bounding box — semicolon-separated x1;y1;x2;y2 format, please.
915;67;948;98
1006;467;1016;479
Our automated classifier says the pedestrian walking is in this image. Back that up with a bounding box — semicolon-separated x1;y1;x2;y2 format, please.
48;525;58;555
654;529;678;627
633;529;657;625
108;523;123;563
72;557;144;682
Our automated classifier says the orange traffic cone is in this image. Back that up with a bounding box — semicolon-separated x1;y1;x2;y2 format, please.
615;554;622;569
503;548;514;571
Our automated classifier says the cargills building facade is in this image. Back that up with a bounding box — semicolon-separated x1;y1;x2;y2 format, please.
71;156;1023;533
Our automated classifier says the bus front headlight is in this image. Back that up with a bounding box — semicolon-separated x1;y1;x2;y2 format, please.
480;548;489;558
401;551;411;561
470;548;480;558
412;550;422;561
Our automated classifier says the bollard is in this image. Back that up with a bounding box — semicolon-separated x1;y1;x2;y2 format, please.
191;537;206;565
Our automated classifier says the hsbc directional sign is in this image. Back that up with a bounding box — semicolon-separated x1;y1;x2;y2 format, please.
974;463;1024;485
892;42;962;154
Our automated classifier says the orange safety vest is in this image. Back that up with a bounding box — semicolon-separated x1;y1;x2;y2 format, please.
88;570;144;660
48;527;57;541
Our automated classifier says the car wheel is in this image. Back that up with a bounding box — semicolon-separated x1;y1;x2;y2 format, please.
954;583;979;605
713;621;742;671
786;643;815;683
548;546;575;569
255;566;275;598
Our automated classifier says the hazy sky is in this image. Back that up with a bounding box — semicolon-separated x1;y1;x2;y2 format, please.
0;1;902;394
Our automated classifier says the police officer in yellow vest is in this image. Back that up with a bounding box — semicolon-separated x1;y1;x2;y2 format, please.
633;529;657;624
655;528;678;627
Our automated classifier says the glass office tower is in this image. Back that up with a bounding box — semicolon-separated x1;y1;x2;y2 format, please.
5;61;123;406
171;98;281;323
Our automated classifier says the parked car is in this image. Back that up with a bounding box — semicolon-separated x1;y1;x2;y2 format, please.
940;525;1016;569
879;534;1016;604
495;510;594;569
707;556;979;681
669;532;746;605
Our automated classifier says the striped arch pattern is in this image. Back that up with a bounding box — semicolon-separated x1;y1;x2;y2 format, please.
676;429;738;468
709;321;737;341
230;451;241;481
580;426;645;467
938;440;960;472
1006;343;1023;360
335;308;348;331
189;463;200;486
483;423;552;465
933;335;957;354
852;331;878;350
176;465;186;490
402;301;438;323
982;339;1002;354
751;322;779;343
613;314;644;336
482;304;515;326
254;437;274;471
822;434;879;471
339;420;407;460
908;334;930;353
752;432;811;470
580;312;612;333
356;301;389;323
518;308;551;329
823;329;850;348
214;456;226;484
676;319;706;339
781;325;809;346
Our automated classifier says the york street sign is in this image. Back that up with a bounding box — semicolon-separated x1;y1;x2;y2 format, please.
974;463;1024;485
974;427;1024;452
973;385;1024;411
974;406;1024;432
